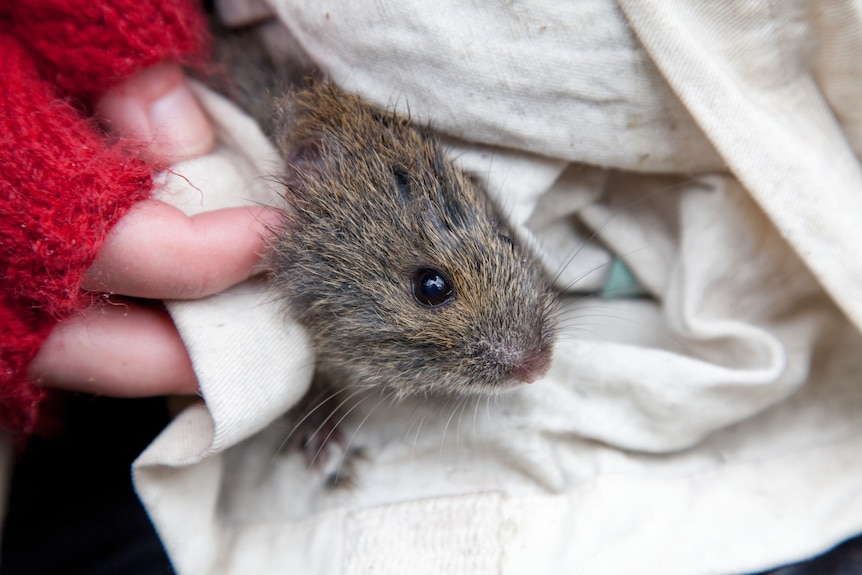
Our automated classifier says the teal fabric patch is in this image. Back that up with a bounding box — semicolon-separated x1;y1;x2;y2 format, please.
600;258;647;299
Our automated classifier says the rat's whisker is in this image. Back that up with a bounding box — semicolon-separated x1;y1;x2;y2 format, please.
472;395;482;435
439;395;469;462
332;389;397;483
309;390;375;468
272;384;357;459
410;410;429;466
548;175;703;287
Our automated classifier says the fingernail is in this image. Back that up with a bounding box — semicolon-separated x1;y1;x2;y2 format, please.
148;82;215;162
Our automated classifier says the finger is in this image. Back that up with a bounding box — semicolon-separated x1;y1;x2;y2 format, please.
83;199;283;300
30;300;199;397
96;62;215;163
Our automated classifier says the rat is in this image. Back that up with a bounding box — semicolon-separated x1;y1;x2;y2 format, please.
266;83;558;397
213;25;558;471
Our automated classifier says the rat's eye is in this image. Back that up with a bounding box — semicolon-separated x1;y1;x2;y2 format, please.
412;267;455;307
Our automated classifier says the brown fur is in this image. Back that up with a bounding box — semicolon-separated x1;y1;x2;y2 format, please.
212;22;556;399
267;83;558;398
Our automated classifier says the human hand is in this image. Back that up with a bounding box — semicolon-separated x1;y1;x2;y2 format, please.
29;62;280;397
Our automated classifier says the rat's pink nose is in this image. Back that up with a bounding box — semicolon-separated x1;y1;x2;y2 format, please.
499;344;553;384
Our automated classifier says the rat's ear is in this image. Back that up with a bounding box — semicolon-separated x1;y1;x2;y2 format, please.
284;137;328;191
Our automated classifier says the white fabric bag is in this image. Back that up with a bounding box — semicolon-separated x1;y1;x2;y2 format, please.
134;1;862;573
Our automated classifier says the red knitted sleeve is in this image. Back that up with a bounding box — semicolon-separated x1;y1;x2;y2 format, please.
0;1;209;434
9;0;209;103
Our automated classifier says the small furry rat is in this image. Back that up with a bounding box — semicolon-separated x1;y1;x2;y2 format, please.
214;27;557;434
267;84;558;398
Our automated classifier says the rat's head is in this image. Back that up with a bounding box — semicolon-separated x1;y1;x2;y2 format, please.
268;83;557;398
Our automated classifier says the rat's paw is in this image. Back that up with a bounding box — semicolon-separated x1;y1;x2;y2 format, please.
288;403;344;469
284;379;367;489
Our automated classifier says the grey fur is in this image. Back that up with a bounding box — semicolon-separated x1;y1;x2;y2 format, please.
267;84;557;398
214;24;557;398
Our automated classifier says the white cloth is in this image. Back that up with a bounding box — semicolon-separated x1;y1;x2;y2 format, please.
132;1;862;573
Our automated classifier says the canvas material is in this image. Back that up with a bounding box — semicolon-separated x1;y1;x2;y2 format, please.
129;2;862;573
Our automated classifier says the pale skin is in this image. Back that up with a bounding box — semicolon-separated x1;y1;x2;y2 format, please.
28;62;278;397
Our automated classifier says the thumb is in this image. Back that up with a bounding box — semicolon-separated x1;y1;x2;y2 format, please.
96;62;215;163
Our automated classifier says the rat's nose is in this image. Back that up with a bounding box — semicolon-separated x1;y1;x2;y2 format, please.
511;348;552;383
498;343;553;384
